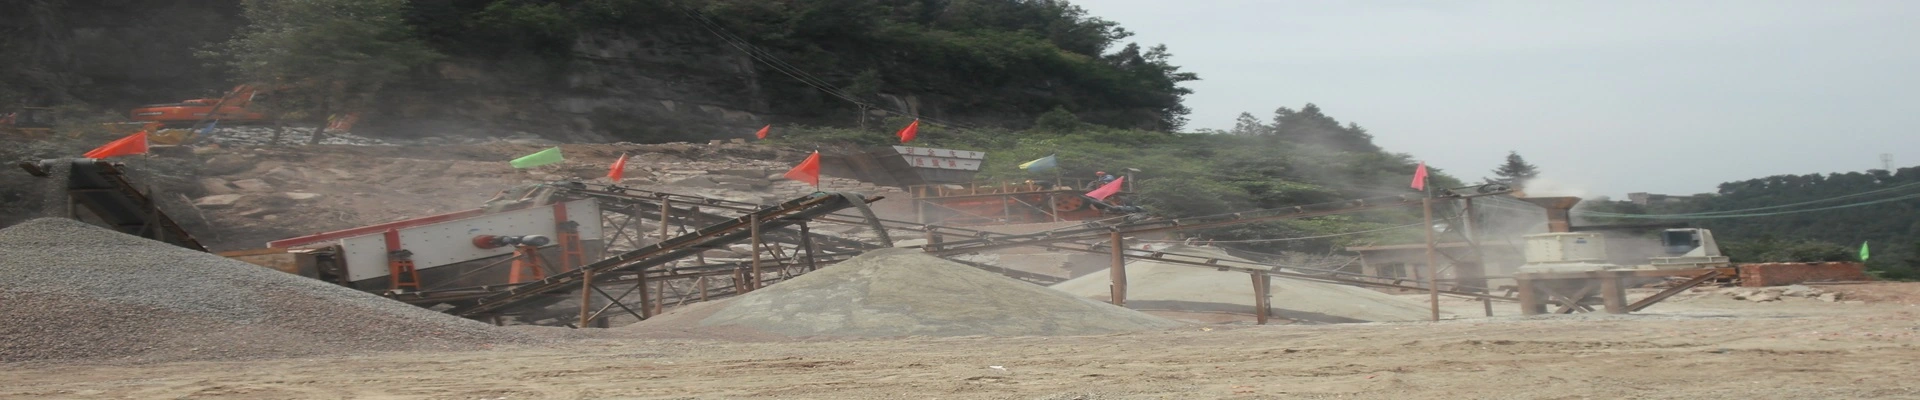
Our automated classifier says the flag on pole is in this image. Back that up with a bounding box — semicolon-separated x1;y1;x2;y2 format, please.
1411;161;1429;191
1086;176;1125;201
1860;241;1870;261
83;131;150;159
1018;154;1058;172
510;146;565;168
783;151;822;187
755;124;770;140
607;153;629;182
896;119;920;143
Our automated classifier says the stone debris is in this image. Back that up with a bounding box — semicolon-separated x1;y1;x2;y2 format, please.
283;192;323;201
0;218;530;363
229;178;274;193
196;126;392;147
193;194;247;209
1721;285;1842;303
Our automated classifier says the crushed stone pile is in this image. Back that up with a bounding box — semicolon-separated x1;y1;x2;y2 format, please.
0;218;531;363
632;248;1180;338
1051;245;1436;324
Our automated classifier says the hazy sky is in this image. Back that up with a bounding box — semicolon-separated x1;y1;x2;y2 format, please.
1076;0;1920;198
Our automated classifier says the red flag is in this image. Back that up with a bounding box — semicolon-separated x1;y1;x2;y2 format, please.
896;119;920;143
755;125;770;140
783;151;822;187
84;131;150;159
607;153;629;182
1086;176;1125;201
1410;162;1429;191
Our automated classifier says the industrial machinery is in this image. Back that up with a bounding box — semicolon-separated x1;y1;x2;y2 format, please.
264;186;603;293
1516;232;1617;273
129;85;269;127
1647;228;1731;269
907;180;1140;226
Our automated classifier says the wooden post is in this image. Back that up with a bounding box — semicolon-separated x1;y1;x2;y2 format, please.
1464;197;1494;317
635;269;654;319
1109;230;1127;306
579;268;594;327
654;279;667;316
1002;196;1013;222
1050;194;1061;222
698;277;709;301
749;214;762;291
1600;273;1628;314
799;222;819;271
659;198;672;240
925;226;942;252
1423;196;1440;322
1253;271;1272;325
914;196;927;225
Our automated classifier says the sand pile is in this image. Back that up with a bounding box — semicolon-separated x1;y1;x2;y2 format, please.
0;218;530;363
1051;245;1436;323
632;248;1180;338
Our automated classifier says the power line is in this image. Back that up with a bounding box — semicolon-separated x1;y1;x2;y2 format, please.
1468;187;1920;221
1139;217;1454;244
1574;180;1920;219
1576;192;1920;220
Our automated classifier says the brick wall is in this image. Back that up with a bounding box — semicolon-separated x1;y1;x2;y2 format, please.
1739;262;1872;287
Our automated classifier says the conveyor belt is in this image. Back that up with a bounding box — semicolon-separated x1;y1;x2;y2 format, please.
446;191;870;317
19;159;206;252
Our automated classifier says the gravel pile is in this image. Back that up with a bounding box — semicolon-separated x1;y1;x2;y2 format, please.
1051;245;1436;324
631;248;1181;338
0;218;531;363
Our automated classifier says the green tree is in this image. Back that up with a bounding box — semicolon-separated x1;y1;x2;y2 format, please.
1033;106;1085;133
206;0;442;143
1489;151;1540;188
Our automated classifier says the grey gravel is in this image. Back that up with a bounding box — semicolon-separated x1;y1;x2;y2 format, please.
0;217;532;364
679;248;1182;337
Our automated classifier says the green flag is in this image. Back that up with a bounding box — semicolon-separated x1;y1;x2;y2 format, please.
1019;154;1058;172
510;146;564;168
1860;241;1870;261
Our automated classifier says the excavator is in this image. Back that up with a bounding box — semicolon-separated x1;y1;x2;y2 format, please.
129;84;269;126
129;85;271;144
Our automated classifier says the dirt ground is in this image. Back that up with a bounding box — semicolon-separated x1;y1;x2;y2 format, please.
5;284;1920;399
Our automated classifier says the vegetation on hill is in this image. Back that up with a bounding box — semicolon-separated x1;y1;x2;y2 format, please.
1582;168;1920;279
252;0;1199;136
775;104;1464;254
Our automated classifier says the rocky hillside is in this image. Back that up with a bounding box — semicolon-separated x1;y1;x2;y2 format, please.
8;140;895;252
3;0;1195;143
